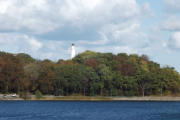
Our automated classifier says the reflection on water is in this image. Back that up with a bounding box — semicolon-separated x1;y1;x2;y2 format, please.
0;101;179;120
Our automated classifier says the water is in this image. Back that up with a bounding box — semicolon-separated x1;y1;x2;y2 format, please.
0;101;179;120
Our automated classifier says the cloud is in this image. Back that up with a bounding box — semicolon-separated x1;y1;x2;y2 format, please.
0;0;141;34
0;0;59;34
25;36;42;51
59;0;141;24
56;0;153;55
98;21;149;48
0;33;70;60
162;16;180;31
169;32;180;49
165;0;180;11
0;33;42;52
0;0;155;60
162;1;180;51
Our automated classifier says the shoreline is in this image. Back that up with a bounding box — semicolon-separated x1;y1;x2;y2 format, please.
30;96;180;101
2;96;180;101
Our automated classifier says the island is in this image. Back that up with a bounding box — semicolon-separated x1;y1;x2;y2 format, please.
0;51;180;101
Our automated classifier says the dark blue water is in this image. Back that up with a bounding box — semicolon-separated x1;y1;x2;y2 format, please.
0;101;179;120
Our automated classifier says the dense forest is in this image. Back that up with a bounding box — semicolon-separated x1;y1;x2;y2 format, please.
0;51;180;97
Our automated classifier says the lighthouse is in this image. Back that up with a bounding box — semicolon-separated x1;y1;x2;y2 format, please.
71;43;75;59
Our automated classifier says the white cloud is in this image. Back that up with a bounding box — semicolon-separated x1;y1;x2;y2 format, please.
162;16;180;31
0;33;42;52
59;0;140;24
0;0;11;14
159;0;180;52
77;31;109;45
0;33;70;60
0;0;59;34
165;0;180;11
169;32;180;49
0;0;156;60
0;0;141;34
99;21;149;48
26;36;42;51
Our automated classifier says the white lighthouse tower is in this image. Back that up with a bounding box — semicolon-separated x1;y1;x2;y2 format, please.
71;43;76;59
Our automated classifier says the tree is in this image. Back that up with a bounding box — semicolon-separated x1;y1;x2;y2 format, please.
16;53;35;65
38;60;56;94
0;52;30;94
84;58;99;69
136;71;153;97
97;64;113;96
0;51;180;97
24;62;41;92
35;90;43;99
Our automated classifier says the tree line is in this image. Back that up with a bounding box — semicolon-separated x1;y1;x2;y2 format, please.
0;51;180;97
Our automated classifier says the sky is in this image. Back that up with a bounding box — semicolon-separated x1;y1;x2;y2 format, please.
0;0;180;72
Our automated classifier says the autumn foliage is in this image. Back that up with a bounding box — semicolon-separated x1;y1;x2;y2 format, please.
0;51;180;97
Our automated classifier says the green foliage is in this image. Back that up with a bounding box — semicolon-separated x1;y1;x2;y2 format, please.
0;51;180;97
35;90;43;99
73;50;99;63
16;53;35;64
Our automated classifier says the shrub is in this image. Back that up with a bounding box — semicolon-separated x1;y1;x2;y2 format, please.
35;90;43;99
